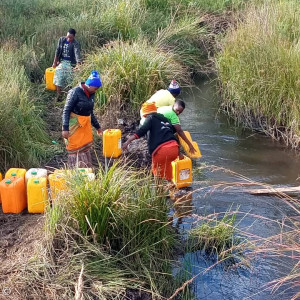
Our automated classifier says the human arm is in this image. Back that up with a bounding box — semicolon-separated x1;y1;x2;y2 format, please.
122;117;152;150
74;40;82;64
122;134;138;151
91;111;101;133
173;124;196;154
96;128;102;136
53;37;63;67
62;89;77;136
52;56;59;68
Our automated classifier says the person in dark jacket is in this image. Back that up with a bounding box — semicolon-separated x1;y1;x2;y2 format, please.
52;28;82;99
122;102;179;181
62;70;102;168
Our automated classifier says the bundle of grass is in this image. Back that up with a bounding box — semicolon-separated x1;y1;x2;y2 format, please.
17;164;180;299
175;0;247;13
154;15;207;72
186;212;241;260
78;39;188;110
217;0;300;148
94;0;146;41
0;46;55;169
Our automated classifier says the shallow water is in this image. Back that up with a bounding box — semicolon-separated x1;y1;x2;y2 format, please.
175;79;300;300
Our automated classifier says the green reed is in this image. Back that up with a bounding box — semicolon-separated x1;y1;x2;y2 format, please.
217;0;300;148
78;39;188;109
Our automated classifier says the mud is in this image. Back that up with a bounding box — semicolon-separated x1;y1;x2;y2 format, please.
0;98;152;299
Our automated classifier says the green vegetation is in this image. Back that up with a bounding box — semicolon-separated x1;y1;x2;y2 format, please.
217;0;300;148
3;0;300;297
0;46;55;170
187;212;242;259
0;0;225;167
78;39;188;108
19;165;180;298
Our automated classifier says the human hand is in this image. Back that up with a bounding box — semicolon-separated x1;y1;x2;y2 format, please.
189;144;197;154
96;129;102;136
62;130;70;139
122;141;129;151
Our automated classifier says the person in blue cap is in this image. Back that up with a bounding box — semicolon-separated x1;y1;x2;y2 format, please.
62;70;102;167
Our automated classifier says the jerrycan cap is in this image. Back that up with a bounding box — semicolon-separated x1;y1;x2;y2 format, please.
5;179;11;184
31;171;37;175
34;179;39;184
11;172;17;176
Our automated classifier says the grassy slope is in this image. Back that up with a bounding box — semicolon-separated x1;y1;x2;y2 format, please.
217;0;300;148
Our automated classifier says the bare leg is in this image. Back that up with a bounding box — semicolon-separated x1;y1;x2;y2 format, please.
55;85;62;102
68;150;92;169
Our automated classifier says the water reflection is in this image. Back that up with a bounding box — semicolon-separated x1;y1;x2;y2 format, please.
174;79;300;299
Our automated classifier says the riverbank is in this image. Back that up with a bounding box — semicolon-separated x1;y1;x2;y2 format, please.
216;0;300;149
1;0;300;299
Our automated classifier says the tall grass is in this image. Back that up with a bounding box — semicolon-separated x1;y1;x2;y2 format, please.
154;15;207;71
177;0;248;12
17;164;180;299
217;0;300;148
78;39;189;109
0;46;56;170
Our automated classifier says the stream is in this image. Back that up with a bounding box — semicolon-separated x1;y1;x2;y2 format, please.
175;78;300;300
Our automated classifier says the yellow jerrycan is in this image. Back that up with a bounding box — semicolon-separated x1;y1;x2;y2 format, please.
45;67;56;91
27;177;48;213
25;168;47;184
49;173;67;199
178;131;202;159
5;168;26;180
171;155;193;189
103;129;122;158
0;177;27;213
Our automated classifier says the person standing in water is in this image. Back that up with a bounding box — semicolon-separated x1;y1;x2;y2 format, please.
157;100;196;154
123;102;179;181
140;79;181;124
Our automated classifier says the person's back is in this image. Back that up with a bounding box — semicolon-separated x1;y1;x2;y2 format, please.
136;113;177;155
147;89;175;107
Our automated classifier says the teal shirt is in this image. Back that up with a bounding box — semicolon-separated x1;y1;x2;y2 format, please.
157;106;180;125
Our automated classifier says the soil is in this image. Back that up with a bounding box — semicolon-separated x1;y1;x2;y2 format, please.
0;211;44;299
0;96;151;299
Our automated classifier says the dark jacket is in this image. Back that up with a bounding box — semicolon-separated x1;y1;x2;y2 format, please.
135;113;178;155
62;83;100;131
55;37;82;66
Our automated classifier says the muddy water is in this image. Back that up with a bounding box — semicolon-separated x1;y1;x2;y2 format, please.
176;79;300;300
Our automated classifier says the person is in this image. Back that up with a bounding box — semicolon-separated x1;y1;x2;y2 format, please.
140;80;181;123
52;28;82;100
157;100;196;154
62;70;102;168
122;102;179;181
